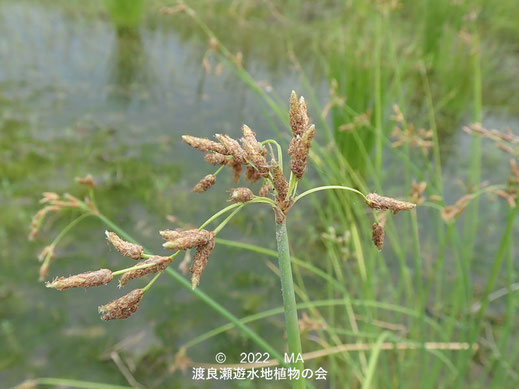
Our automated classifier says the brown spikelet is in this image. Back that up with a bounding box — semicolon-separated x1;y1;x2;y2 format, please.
215;134;248;163
75;174;96;188
119;256;172;287
371;223;385;251
230;187;254;203
161;229;214;250
182;135;228;154
204;153;228;165
241;125;269;177
170;347;193;374
105;231;144;260
272;163;289;203
289;91;310;137
410;182;427;205
39;261;50;281
178;250;192;275
38;245;55;262
245;165;262;183
29;205;61;240
241;124;260;149
290;125;315;179
190;238;216;289
230;160;243;183
46;269;113;290
193;175;216;193
495;189;517;208
98;289;144;320
366;193;416;214
259;181;272;197
441;194;475;222
40;192;60;204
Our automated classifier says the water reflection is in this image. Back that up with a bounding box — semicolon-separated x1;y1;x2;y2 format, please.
105;0;150;104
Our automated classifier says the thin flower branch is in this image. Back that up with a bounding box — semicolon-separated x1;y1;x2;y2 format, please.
293;185;368;204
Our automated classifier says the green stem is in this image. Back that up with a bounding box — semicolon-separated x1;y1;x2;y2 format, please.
276;222;305;388
142;271;162;293
212;164;226;176
50;213;92;248
294;185;367;204
262;139;284;172
213;205;244;235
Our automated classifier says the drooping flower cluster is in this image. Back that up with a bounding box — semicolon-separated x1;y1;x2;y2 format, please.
183;91;315;224
161;228;216;289
366;193;416;250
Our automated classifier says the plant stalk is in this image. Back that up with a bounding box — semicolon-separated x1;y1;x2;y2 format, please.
276;221;305;388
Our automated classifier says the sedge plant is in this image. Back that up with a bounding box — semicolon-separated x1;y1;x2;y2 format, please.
31;91;416;388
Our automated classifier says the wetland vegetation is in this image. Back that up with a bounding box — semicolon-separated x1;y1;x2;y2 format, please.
2;0;519;388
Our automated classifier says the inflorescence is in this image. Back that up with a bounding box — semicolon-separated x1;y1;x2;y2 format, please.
31;91;416;320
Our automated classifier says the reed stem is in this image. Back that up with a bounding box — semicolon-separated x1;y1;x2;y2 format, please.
276;221;305;389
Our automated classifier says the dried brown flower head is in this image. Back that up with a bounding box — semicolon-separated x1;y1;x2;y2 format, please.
39;261;50;281
161;229;214;250
371;223;385;251
241;125;269;177
182;135;228;154
298;312;325;334
75;174;96;188
230;187;254;203
441;194;475;222
338;112;371;132
46;269;113;290
193;175;216;193
410;182;427;205
38;245;55;262
289;90;310;137
290;125;315;179
392;123;433;153
105;231;144;260
230;160;243;183
40;192;60;204
245;165;263;183
43;193;81;208
464;123;519;156
178;250;192;275
391;104;404;124
204;152;228;165
215;134;248;163
170;347;193;374
98;288;144;320
190;237;216;289
159;4;187;15
119;256;172;287
259;181;272;197
366;193;416;214
495;189;517;208
29;205;60;240
272;162;288;203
